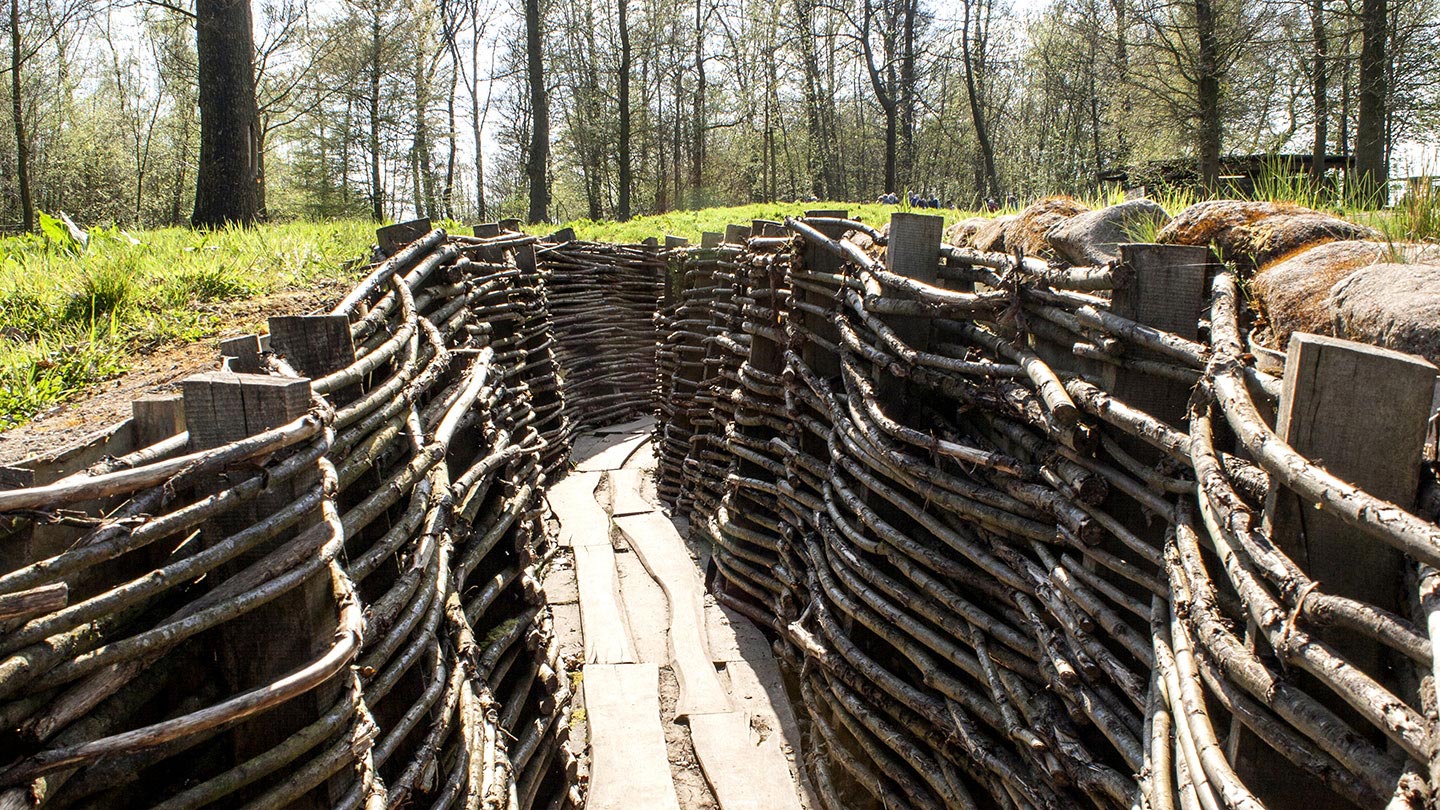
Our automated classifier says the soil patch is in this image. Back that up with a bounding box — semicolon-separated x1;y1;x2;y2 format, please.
0;280;350;465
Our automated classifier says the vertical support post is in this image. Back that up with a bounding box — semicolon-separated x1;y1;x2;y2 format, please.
875;212;944;405
498;217;522;233
473;222;502;238
377;217;432;256
1233;334;1437;808
181;371;332;806
1104;243;1208;430
132;395;185;448
724;224;751;244
700;231;722;249
799;210;847;380
269;314;359;407
219;334;264;373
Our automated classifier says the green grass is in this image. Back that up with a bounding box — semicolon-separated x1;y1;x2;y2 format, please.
530;201;998;244
0;219;375;430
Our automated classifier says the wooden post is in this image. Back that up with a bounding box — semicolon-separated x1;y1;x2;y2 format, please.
724;224;751;245
219;334;263;373
132;395;185;448
700;231;722;249
751;219;783;237
546;226;577;243
642;236;658;247
1104;243;1208;430
800;209;847;380
876;213;943;404
473;222;502;238
181;371;332;805
498;217;522;233
664;235;688;249
377;217;432;256
268;315;356;380
1233;334;1437;809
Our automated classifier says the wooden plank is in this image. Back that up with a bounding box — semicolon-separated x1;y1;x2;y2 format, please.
181;371;332;804
545;470;607;548
583;663;682;810
614;548;670;665
594;414;656;434
706;603;771;665
616;511;731;717
575;433;651;472
1105;243;1209;430
132;395;185;448
573;541;637;665
689;711;805;810
610;468;654;517
219;334;263;373
1233;333;1436;809
376;217;431;256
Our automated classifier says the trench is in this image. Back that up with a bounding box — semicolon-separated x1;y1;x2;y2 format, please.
0;213;1436;810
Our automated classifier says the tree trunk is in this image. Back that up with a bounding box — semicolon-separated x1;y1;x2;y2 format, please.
899;0;916;190
524;0;548;223
960;0;999;196
1354;0;1387;203
412;35;429;218
1309;0;1328;186
1193;0;1222;192
617;0;632;221
192;0;262;227
369;5;384;221
10;0;33;232
443;53;457;218
470;21;487;221
690;0;705;208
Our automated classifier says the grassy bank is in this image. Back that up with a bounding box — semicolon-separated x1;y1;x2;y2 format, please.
0;220;374;429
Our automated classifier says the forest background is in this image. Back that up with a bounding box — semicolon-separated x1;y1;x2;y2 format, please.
5;0;1440;231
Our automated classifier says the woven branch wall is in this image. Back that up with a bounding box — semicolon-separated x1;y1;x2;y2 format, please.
655;214;1440;810
0;228;660;810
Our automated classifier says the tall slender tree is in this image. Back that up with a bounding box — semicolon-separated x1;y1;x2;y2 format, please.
524;0;548;222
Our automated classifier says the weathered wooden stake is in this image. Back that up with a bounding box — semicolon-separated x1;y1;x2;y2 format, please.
377;217;432;256
876;213;943;405
724;224;751;244
182;371;331;803
800;209;848;380
700;231;723;249
1233;333;1437;809
1104;243;1208;429
132;395;185;448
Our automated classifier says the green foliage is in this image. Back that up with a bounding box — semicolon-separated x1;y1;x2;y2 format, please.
0;219;375;428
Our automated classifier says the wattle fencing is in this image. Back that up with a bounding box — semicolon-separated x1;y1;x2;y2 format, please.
657;211;1440;809
1;205;1438;810
0;224;658;810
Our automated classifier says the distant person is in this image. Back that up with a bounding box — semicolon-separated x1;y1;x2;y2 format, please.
986;197;999;213
1005;193;1018;209
928;194;940;209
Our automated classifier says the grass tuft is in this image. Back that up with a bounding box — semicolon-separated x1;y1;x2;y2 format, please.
0;219;375;429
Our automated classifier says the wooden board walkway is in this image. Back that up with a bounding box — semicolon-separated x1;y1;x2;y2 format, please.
583;663;682;810
542;427;810;810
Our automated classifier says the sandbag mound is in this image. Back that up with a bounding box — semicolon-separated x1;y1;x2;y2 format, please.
1329;262;1440;365
1252;241;1440;346
1005;197;1090;259
946;217;990;247
1156;200;1378;268
973;214;1018;253
1046;199;1171;266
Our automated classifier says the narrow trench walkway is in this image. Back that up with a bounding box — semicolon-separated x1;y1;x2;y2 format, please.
541;419;812;810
